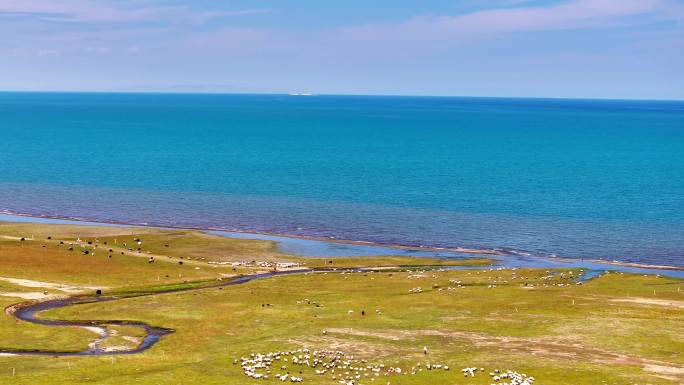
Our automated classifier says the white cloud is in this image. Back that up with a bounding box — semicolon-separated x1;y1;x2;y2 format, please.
337;0;683;43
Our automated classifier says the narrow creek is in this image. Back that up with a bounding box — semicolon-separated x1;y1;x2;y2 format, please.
1;269;313;356
0;260;677;357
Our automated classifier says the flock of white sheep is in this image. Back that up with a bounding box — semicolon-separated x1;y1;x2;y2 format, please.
208;260;305;269
237;348;537;385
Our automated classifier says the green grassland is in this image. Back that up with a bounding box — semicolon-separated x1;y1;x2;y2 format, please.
0;221;682;384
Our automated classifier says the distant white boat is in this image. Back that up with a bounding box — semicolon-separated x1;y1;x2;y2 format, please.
289;92;313;96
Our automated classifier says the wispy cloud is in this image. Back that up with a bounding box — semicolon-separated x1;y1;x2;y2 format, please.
0;0;272;24
0;0;274;58
337;0;684;43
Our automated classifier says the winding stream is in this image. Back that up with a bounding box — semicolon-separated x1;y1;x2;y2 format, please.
1;269;313;356
1;258;681;357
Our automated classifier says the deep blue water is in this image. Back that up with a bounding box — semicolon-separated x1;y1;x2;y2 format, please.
1;92;683;266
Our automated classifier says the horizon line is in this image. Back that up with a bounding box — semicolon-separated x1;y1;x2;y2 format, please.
0;89;682;103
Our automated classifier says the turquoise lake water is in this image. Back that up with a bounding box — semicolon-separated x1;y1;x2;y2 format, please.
0;92;682;266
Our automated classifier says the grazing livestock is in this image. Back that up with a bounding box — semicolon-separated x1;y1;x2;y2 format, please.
236;349;535;384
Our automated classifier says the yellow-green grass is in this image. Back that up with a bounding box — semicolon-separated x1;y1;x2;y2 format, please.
0;221;491;358
0;221;286;262
0;238;234;289
1;221;494;268
0;296;93;352
0;220;493;271
78;230;287;263
69;230;493;268
1;270;682;384
0;222;153;241
0;221;682;384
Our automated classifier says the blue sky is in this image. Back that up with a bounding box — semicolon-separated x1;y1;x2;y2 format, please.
1;0;683;99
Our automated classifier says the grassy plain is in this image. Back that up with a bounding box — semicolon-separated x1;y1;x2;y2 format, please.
0;221;682;384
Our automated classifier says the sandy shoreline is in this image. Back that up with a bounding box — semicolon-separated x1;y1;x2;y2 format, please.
1;210;682;272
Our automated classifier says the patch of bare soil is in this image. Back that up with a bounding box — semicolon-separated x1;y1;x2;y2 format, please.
288;335;400;358
0;292;62;300
0;277;106;294
642;364;684;383
326;327;684;379
611;297;684;309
